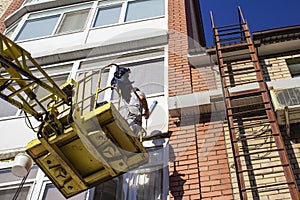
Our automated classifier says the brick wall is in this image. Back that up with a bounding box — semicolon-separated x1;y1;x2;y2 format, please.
0;0;24;33
197;114;234;200
168;0;192;97
191;66;218;92
0;0;13;18
168;1;196;197
168;1;234;199
262;56;293;81
168;0;198;198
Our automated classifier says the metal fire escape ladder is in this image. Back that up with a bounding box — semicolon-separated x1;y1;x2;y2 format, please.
210;7;300;199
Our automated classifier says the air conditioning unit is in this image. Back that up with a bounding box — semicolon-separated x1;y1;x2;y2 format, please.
270;87;300;126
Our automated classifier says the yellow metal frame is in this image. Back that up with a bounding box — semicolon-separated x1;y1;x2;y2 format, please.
27;101;148;198
0;33;69;120
0;33;148;198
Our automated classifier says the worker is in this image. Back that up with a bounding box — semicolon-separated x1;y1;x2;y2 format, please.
126;87;150;135
111;65;150;136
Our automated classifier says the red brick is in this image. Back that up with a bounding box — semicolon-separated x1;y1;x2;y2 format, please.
201;169;220;177
201;191;222;198
222;189;234;195
200;180;221;187
0;0;24;32
213;196;233;200
211;184;232;192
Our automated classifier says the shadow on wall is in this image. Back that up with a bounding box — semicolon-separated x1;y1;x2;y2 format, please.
260;60;271;82
169;144;186;200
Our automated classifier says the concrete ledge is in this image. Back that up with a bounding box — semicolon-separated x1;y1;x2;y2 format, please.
33;33;168;66
168;90;225;117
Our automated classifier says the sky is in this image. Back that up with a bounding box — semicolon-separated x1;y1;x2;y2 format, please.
199;0;300;46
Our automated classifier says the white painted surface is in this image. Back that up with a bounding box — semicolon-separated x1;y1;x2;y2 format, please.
0;117;37;151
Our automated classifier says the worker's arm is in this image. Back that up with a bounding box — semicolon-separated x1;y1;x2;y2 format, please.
138;94;150;119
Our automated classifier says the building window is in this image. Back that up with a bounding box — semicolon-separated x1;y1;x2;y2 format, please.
4;20;20;39
16;15;60;41
125;0;165;22
0;166;38;199
32;75;68;111
0;97;19;118
93;0;165;28
76;56;164;107
41;183;86;200
74;49;167;133
0;72;22;118
56;9;90;34
121;58;164;95
91;138;169;200
93;5;122;27
15;3;92;41
287;57;300;78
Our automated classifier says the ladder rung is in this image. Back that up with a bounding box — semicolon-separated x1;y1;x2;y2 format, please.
237;163;289;174
232;133;279;143
231;118;274;125
228;107;270;117
220;60;258;68
235;148;284;158
217;26;243;33
230;122;270;130
224;79;264;88
217;30;246;37
214;22;246;30
219;52;253;60
239;141;275;150
227;101;268;110
227;88;266;99
222;69;261;77
241;181;296;192
229;59;258;66
225;67;258;74
218;35;250;44
218;43;251;53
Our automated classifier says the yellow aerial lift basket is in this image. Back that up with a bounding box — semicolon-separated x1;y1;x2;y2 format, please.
0;33;148;198
25;71;149;198
26;101;148;198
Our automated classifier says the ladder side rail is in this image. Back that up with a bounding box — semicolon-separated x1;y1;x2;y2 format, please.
211;16;248;198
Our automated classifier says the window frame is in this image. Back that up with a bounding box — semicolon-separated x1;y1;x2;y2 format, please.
124;0;165;23
55;8;91;35
92;0;165;29
15;14;61;41
76;52;165;99
0;163;39;200
14;2;93;41
92;3;123;28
